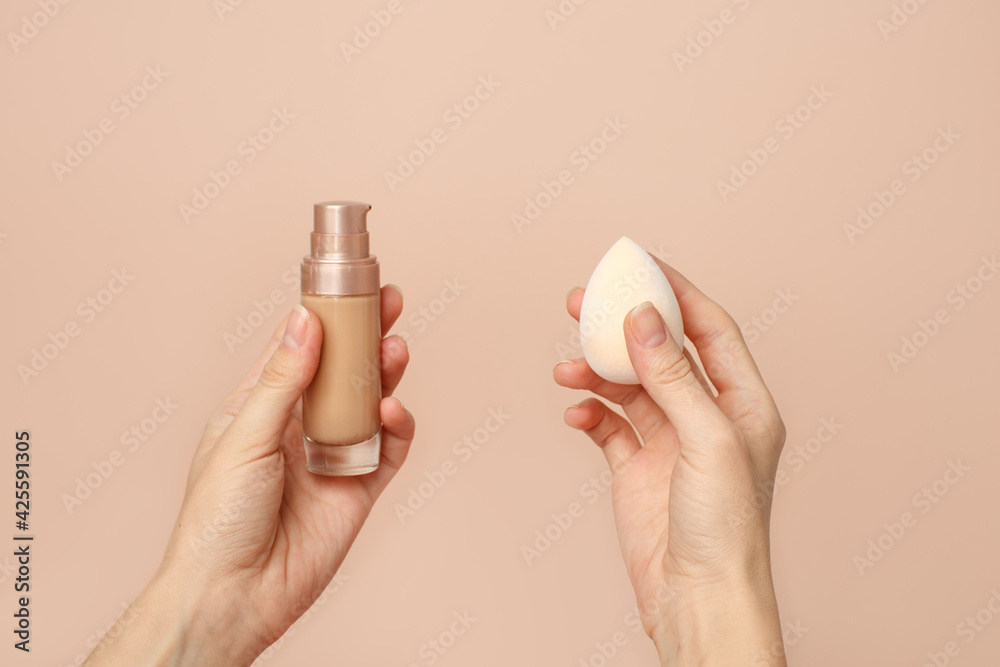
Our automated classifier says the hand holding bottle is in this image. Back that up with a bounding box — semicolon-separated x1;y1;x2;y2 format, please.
85;287;414;666
555;259;788;666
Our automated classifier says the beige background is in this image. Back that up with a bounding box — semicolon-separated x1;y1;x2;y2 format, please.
3;0;999;665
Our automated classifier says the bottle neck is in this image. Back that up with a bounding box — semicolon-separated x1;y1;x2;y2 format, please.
310;232;369;260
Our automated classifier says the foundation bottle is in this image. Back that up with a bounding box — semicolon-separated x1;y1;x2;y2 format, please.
301;201;381;475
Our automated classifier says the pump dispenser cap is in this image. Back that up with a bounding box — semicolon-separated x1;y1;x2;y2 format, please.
314;201;371;235
302;200;379;296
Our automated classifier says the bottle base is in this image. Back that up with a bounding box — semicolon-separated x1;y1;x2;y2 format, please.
304;431;381;476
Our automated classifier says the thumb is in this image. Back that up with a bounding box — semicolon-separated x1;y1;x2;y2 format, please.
624;302;728;444
224;304;322;459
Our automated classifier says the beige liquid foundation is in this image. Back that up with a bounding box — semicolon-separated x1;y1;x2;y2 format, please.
301;201;382;475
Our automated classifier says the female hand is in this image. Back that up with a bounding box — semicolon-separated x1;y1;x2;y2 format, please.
86;285;414;666
554;262;787;666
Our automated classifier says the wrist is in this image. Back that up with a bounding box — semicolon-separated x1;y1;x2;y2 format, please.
84;567;266;667
143;566;267;667
649;571;785;667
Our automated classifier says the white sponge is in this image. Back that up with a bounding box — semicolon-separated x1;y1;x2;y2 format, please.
579;237;684;384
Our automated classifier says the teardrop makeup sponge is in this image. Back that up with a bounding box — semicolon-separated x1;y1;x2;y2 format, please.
579;237;684;385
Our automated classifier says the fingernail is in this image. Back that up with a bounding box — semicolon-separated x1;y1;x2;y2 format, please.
629;301;667;349
567;286;583;300
283;305;309;350
387;283;404;300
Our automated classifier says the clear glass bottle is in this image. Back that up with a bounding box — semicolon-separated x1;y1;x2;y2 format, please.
301;201;381;475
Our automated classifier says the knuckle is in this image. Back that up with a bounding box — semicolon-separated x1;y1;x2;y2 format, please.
596;421;625;449
586;408;616;445
388;336;409;362
646;349;694;387
712;302;743;338
770;414;787;446
257;359;297;391
748;401;786;449
642;415;671;442
721;311;742;339
214;394;243;421
618;386;645;410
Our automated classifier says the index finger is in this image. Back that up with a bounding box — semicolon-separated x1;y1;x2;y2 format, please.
651;258;773;405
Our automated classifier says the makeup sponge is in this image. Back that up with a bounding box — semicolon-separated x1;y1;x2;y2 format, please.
579;237;684;385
